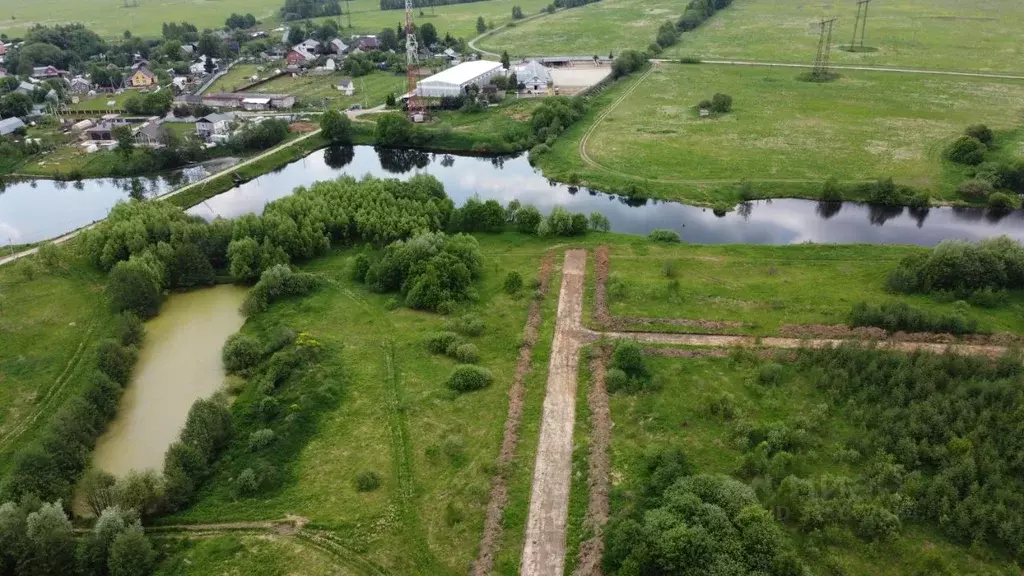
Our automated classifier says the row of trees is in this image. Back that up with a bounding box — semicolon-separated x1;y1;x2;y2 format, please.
887;236;1024;296
281;0;342;21
848;300;980;335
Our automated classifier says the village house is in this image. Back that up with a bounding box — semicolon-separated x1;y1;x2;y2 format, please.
130;67;158;88
69;76;91;94
513;59;552;93
202;92;296;110
286;43;318;66
195;112;236;140
336;78;354;96
31;66;62;79
135;121;165;147
14;82;35;96
0;117;26;137
330;38;349;55
353;35;379;51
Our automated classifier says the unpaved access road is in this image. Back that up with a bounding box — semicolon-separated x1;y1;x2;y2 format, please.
520;249;587;576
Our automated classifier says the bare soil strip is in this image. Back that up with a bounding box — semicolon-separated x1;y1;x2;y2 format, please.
780;324;1021;345
572;346;612;576
521;249;588;576
472;250;556;576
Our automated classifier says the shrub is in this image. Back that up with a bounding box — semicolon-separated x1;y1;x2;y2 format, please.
909;192;931;209
108;259;162;318
320;109;352;144
222;333;263;374
248;429;276;452
588;211;611;232
355;471;381;492
708;393;736;420
374;112;412;146
236;468;259;496
454;343;480;364
446;313;485;336
351;252;372;282
987;192;1020;213
849;300;979;334
679;56;701;64
957;178;994;200
97;339;136;385
821;177;843;202
944;135;986;165
697;99;712;110
384;297;399;310
242;265;320;316
426;331;462;354
758;363;785;386
648;229;681;243
965;124;994;146
710;93;733;113
117;312;145;347
661;260;678;278
542;207;588;237
503;271;524;294
605;368;628;393
446;364;493;392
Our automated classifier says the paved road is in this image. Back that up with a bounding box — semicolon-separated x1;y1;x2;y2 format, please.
521;249;587;576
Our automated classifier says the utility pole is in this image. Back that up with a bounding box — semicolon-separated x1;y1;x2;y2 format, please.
858;0;871;48
811;17;838;79
849;0;870;50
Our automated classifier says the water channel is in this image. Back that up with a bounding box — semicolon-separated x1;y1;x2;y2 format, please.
90;285;246;476
4;146;1024;248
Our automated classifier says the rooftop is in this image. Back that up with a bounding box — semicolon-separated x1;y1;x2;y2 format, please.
419;60;503;87
0;117;25;135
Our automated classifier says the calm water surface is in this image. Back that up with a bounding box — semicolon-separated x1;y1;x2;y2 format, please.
5;146;1024;247
90;285;246;476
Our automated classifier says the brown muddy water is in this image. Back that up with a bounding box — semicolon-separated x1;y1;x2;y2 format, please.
90;285;246;476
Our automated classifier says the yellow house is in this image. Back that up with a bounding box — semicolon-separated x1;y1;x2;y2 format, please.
130;67;157;88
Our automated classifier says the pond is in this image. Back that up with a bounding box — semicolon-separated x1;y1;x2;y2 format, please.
5;146;1024;247
90;285;246;476
0;158;237;247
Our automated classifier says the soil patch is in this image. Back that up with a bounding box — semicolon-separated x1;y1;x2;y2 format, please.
780;324;1021;346
572;346;612;576
471;250;555;576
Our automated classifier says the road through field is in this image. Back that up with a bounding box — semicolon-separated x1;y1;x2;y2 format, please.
520;249;587;576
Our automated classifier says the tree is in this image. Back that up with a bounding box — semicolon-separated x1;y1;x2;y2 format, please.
385;92;397;107
320;109;352;143
108;259;162;318
945;135;987;165
476;16;487;34
24;502;75;576
169;244;215;288
196;32;223;58
107;524;155;576
965;124;994;147
379;27;399;51
375;112;412;146
112;125;135;158
711;92;733;113
77;506;135;576
418;22;438;47
512;5;524;19
0;93;33;119
500;50;511;69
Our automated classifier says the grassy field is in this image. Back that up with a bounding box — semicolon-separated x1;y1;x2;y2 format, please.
607;354;1019;575
205;64;272;94
476;0;680;57
537;63;1024;205
69;91;135;112
250;70;406;110
595;242;1024;335
153;533;345;575
666;0;1024;74
0;253;117;478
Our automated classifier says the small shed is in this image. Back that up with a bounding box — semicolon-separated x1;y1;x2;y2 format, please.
242;97;271;111
0;117;26;136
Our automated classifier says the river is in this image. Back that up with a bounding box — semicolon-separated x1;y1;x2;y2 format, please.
90;285;246;476
4;146;1024;247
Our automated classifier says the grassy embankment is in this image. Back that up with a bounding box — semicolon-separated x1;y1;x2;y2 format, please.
664;0;1024;74
152;533;343;575
593;241;1024;335
535;63;1024;206
607;354;1021;575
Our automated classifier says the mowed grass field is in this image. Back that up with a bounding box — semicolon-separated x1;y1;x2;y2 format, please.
667;0;1024;74
205;64;270;94
594;242;1024;335
250;70;407;109
154;533;345;575
608;355;1018;575
476;0;681;57
569;64;1024;199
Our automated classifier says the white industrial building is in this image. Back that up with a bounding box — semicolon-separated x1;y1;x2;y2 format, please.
415;60;504;98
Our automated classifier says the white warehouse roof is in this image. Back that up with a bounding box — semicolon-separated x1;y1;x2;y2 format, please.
419;60;502;88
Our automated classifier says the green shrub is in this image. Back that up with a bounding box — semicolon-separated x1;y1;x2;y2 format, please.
589;211;611;232
648;229;681;243
965;124;994;147
909;192;930;209
363;232;482;313
661;260;678;278
426;331;462;354
758;363;785;386
542;207;589;237
117;312;145;348
454;343;480;364
354;471;381;492
446;313;485;336
384;297;399;310
247;429;276;452
605;368;629;393
849;301;979;334
957;178;994;200
504;271;524;294
236;468;259;496
351;252;372;282
708;393;736;420
515;205;542;234
97;339;136;385
821;177;843;202
108;259;162;318
446;365;493;392
222;333;263;374
242;265;320;316
679;56;701;64
945;135;987;165
710;93;733;113
987;192;1020;213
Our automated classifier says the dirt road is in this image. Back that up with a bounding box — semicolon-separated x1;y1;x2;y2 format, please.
520;249;587;576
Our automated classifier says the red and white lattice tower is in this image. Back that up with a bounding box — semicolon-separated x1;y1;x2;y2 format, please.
405;0;423;117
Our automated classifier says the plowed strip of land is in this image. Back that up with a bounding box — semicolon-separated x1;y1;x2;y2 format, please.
521;249;587;576
572;346;611;576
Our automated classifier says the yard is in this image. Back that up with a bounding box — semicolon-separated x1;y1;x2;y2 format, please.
69;91;135;112
538;63;1024;204
666;0;1024;74
249;70;407;110
205;64;274;95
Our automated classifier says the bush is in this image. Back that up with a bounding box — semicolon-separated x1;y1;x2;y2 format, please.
708;393;736;420
446;313;485;336
514;205;543;234
242;265;320;316
108;259;162;318
849;300;979;334
446;364;493;392
679;56;701;64
426;331;462;354
375;112;412;146
235;468;259;496
758;363;785;386
965;124;994;147
117;312;145;347
248;429;276;452
355;471;381;492
710;93;733;113
611;50;648;79
588;211;611;232
944;135;987;165
605;368;628;393
662;259;678;278
987;192;1020;213
97;339;137;385
541;207;588;237
503;271;524;294
222;333;263;374
320;109;352;144
821;177;843;202
957;178;994;200
454;343;480;364
648;229;681;243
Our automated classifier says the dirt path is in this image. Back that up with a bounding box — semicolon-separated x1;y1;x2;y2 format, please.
571;347;611;576
521;249;587;576
472;251;555;576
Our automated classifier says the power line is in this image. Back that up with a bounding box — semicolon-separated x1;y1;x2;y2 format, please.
811;17;838;79
849;0;870;50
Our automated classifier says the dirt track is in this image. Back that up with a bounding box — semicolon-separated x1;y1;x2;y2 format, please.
572;347;611;576
521;249;587;576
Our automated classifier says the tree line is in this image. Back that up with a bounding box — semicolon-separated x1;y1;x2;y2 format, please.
380;0;487;11
280;0;342;21
887;236;1024;298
